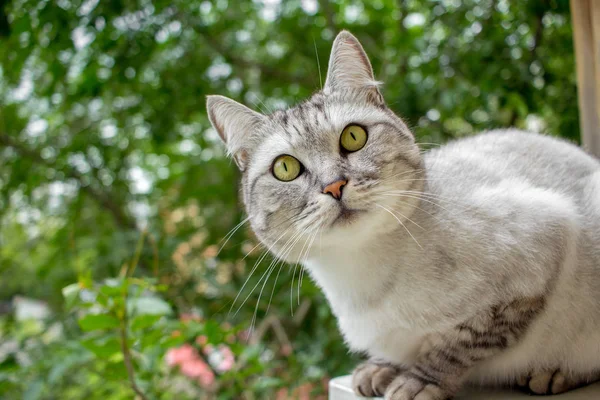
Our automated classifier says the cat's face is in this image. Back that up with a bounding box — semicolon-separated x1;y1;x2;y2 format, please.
207;31;422;262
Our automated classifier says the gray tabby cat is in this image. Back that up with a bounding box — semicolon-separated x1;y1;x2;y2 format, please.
206;31;600;399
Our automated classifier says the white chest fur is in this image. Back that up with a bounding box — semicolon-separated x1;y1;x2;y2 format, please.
336;301;426;364
304;246;429;365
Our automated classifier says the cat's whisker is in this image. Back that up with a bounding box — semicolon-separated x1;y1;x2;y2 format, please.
249;225;305;334
293;238;312;306
373;171;427;186
289;225;314;316
265;262;285;315
378;176;463;185
385;206;424;230
251;93;274;115
375;192;453;214
241;241;264;261
290;265;298;316
264;229;306;316
370;191;453;226
292;223;321;298
383;190;471;211
375;191;452;204
240;214;306;261
299;224;322;300
232;252;277;319
217;216;250;256
229;226;294;318
381;168;427;181
259;228;306;321
250;225;308;326
296;224;321;304
246;225;302;334
376;203;423;249
417;142;443;147
249;260;280;337
314;37;323;90
374;188;464;206
380;196;448;225
319;221;324;258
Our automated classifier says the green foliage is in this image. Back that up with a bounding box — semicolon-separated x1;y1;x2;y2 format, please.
0;0;579;398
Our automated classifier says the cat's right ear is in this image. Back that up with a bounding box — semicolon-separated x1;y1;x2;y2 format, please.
206;95;266;172
324;31;383;105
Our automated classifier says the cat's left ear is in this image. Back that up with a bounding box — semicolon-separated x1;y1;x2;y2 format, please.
324;31;383;105
206;95;266;171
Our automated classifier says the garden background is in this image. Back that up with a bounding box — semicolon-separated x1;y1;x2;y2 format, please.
0;0;579;399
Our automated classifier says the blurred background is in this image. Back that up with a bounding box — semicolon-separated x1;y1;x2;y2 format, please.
0;0;578;399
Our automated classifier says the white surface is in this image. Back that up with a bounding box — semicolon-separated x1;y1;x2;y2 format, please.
329;375;600;399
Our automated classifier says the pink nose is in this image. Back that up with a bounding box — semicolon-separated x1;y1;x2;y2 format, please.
323;179;347;200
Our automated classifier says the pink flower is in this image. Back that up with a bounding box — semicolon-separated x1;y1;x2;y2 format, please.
195;335;208;346
165;344;197;367
202;343;214;355
180;359;215;387
197;368;216;387
205;344;235;372
166;343;216;388
216;345;235;372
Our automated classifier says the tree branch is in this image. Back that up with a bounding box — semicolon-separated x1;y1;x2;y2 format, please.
250;315;292;348
0;0;10;37
531;11;545;60
120;307;149;400
395;0;409;77
0;133;136;230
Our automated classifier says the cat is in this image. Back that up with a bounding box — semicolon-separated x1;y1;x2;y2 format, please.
206;31;600;400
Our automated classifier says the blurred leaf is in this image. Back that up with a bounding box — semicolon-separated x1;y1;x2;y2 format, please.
23;380;44;400
62;283;80;309
78;314;120;331
127;297;172;316
251;376;283;391
80;336;121;359
130;314;162;331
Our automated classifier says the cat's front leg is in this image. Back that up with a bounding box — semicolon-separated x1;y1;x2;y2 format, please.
352;359;404;397
359;296;546;400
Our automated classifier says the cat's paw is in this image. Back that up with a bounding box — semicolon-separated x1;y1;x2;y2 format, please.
385;373;451;400
352;362;400;397
517;369;588;395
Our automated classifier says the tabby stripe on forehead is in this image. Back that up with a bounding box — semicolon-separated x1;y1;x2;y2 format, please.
312;100;324;111
313;114;321;128
302;121;311;134
296;102;306;119
249;171;270;200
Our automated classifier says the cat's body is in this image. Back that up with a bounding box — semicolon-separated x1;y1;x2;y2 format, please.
307;129;600;387
207;31;600;399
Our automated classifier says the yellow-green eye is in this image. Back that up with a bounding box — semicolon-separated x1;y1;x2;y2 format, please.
272;155;302;181
340;125;368;152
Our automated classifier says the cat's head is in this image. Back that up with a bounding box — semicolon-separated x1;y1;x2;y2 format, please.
207;31;423;262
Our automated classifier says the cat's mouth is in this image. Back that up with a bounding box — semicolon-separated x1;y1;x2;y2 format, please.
331;206;364;226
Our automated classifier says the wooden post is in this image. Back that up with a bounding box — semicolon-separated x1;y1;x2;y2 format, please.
571;0;600;158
